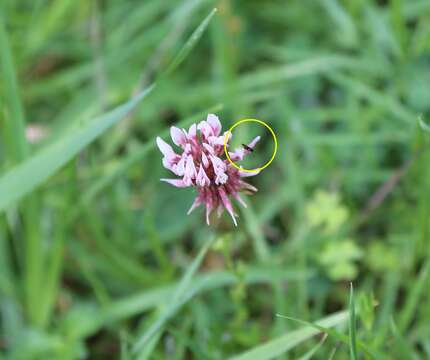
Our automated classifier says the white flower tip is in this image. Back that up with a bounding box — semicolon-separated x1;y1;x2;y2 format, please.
248;136;261;148
207;113;222;135
188;123;197;137
156;137;172;156
170;126;186;146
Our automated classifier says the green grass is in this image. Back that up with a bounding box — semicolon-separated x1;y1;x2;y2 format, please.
1;0;430;358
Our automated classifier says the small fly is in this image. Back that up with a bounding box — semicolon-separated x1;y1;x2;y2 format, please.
242;143;254;152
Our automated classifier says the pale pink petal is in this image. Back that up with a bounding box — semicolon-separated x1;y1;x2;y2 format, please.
240;181;258;192
156;137;174;157
216;205;223;218
188;124;197;138
162;157;175;171
196;165;210;187
208;135;225;147
232;192;247;208
223;131;232;143
207;114;221;135
161;178;188;187
184;143;192;153
170;126;187;146
228;136;260;162
229;148;245;161
187;196;202;215
205;200;214;225
247;136;261;149
203;143;215;154
174;157;186;176
215;172;228;185
239;169;260;177
185;155;197;179
218;187;237;226
198;121;213;139
201;152;209;168
210;155;226;174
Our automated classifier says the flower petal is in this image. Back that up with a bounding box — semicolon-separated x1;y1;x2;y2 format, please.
229;148;245;161
207;114;221;135
247;135;261;149
215;172;228;185
175;156;186;176
185;155;197;179
156;137;174;157
170;126;187;146
198;120;213;139
203;143;215;155
239;169;260;177
160;178;189;188
218;187;237;226
188;123;197;138
232;192;247;208
187;196;202;215
196;165;210;187
201;152;209;168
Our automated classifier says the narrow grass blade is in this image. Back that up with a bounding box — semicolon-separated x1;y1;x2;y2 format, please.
0;85;153;213
419;116;430;132
389;317;416;359
398;260;430;332
0;14;29;162
229;311;348;360
349;283;358;360
297;334;327;360
132;236;215;353
162;8;217;77
242;204;270;262
275;314;388;360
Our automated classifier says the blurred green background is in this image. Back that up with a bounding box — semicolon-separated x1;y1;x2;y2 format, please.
1;0;430;359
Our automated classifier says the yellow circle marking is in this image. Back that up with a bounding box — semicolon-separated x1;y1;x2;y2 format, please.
223;118;277;173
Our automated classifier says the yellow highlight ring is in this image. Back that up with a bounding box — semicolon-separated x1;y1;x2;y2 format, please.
223;118;277;173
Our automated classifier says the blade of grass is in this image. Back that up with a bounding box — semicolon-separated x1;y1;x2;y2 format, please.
390;317;416;359
419;116;430;132
0;84;153;213
161;8;217;77
275;314;388;360
398;260;430;333
0;12;45;326
241;204;270;262
229;311;348;360
132;236;215;353
0;13;29;162
327;73;416;125
349;283;358;360
297;334;327;360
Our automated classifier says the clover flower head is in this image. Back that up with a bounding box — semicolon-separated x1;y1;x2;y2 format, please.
156;114;260;226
